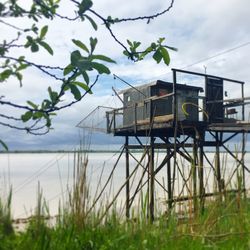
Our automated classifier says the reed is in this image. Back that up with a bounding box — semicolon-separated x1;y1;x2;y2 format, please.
0;149;250;249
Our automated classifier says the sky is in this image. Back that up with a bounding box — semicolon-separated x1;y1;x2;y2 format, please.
1;0;250;150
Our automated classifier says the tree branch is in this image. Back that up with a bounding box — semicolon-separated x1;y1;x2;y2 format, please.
2;56;64;81
115;0;174;23
0;113;22;121
0;19;24;31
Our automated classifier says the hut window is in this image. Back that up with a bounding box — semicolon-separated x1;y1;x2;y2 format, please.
125;95;131;102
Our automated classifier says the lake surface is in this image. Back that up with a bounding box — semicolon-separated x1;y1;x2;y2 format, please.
0;151;249;218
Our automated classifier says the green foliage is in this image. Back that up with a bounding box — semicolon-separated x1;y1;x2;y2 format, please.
24;25;53;55
78;0;93;16
0;190;13;236
123;37;177;65
1;154;250;250
0;57;29;87
2;197;250;249
0;0;176;136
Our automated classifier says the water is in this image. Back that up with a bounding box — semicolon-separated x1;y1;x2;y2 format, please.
0;151;249;218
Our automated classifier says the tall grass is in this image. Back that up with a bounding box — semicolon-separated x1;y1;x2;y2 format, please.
0;150;250;249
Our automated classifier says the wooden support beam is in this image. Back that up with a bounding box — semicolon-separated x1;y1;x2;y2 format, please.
149;136;155;222
241;83;246;198
128;150;169;194
242;133;246;198
129;163;148;208
215;132;222;199
167;147;172;210
172;68;245;84
198;131;205;214
192;137;198;214
166;189;245;204
125;136;130;219
221;143;250;174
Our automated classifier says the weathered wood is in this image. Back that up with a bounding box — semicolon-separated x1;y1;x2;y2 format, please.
192;137;198;213
215;132;222;198
207;96;250;104
172;68;245;84
149;137;155;222
165;189;245;203
125;136;130;218
104;68;250;220
167;147;172;210
198;131;205;213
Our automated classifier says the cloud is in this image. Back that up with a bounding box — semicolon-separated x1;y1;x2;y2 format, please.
1;0;250;150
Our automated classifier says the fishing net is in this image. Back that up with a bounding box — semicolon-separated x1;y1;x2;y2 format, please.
76;106;115;133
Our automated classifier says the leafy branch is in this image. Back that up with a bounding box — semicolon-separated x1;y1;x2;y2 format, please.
0;0;176;145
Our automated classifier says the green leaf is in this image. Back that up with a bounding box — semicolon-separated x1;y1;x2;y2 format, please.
70;50;82;66
0;69;12;81
70;84;81;100
0;139;8;151
123;50;129;57
0;46;7;56
18;56;25;62
77;59;92;72
91;62;110;74
40;25;48;39
133;41;141;49
48;87;58;103
164;45;178;52
160;47;170;66
127;40;133;47
151;42;157;49
84;14;98;30
90;37;97;53
78;0;93;15
26;36;33;44
16;72;23;86
72;39;89;53
62;83;70;91
91;54;116;63
63;64;74;76
21;111;33;122
17;64;29;71
45;116;51;127
157;37;165;44
33;111;44;120
82;71;89;84
27;101;38;109
153;49;162;64
42;99;52;109
38;41;53;55
31;42;39;52
72;81;93;94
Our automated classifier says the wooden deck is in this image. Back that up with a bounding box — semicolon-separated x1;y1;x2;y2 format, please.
208;121;250;132
111;116;250;137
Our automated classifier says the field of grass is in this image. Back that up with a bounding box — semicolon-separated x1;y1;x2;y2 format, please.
1;187;250;249
0;199;250;249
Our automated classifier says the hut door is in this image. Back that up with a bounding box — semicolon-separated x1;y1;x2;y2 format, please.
206;77;224;123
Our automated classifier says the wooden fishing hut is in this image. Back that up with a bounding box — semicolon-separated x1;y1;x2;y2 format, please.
106;68;250;220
